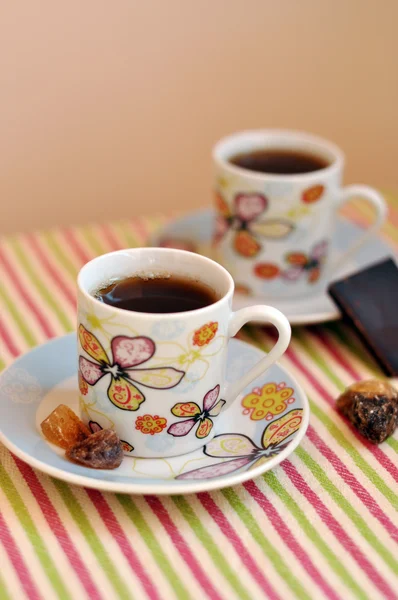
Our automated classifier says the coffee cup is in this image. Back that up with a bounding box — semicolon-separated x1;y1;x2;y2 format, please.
213;130;387;299
77;248;291;458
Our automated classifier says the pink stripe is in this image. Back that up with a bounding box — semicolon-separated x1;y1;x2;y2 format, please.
0;510;41;600
100;225;123;251
0;319;20;357
145;495;223;600
267;328;398;483
311;327;359;380
25;234;76;308
0;247;55;338
62;229;92;265
307;426;398;543
282;460;397;599
243;481;340;600
197;492;282;600
86;489;161;600
14;458;103;600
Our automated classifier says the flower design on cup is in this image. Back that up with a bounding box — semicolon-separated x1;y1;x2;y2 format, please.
302;184;325;204
235;283;252;295
167;384;226;439
283;240;328;284
177;409;303;479
214;192;294;257
78;325;185;411
135;414;167;435
192;322;218;347
78;372;89;396
241;382;295;421
152;323;225;389
253;263;280;280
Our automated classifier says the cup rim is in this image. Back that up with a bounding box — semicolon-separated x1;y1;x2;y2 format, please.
213;129;345;182
77;247;235;319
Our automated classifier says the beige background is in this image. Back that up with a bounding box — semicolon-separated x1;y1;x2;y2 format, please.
1;0;397;234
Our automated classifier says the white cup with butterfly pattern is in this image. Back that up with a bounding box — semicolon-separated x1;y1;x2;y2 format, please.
77;247;291;458
213;130;387;299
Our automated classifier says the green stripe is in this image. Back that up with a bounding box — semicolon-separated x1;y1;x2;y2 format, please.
117;495;189;600
294;329;344;391
296;446;398;573
0;464;71;600
113;222;140;249
8;239;73;332
309;401;398;510
53;481;131;600
0;357;6;371
264;472;369;600
0;572;12;600
221;488;311;600
81;226;106;257
42;232;78;280
171;495;253;600
247;327;398;509
386;437;398;452
0;284;36;347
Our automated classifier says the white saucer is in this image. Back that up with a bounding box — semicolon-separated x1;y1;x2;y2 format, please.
150;209;393;325
0;334;308;495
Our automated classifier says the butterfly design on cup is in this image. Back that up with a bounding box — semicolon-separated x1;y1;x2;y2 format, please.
283;240;328;284
78;325;185;411
214;192;294;258
177;408;303;479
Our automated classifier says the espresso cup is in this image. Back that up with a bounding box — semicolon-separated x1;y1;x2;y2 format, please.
213;130;387;299
77;248;291;458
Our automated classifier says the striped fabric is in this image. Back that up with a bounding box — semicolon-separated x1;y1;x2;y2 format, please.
0;201;397;600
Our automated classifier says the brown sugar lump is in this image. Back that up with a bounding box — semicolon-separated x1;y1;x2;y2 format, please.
66;429;123;469
336;380;398;444
41;404;90;449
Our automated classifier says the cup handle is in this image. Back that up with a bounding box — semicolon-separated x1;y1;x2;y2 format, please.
224;305;291;403
330;185;387;275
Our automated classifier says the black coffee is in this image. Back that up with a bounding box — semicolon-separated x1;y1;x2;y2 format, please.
94;275;218;313
229;149;329;175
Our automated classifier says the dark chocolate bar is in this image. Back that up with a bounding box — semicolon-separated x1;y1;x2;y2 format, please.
328;258;398;376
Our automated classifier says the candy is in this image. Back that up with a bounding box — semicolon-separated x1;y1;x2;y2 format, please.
41;404;90;449
336;380;398;443
66;429;123;469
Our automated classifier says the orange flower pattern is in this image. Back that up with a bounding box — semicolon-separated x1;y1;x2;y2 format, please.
302;185;324;204
135;415;167;435
235;283;252;295
78;371;88;396
253;263;280;280
242;382;295;421
192;322;218;347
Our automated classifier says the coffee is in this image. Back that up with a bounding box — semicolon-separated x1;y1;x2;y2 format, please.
229;149;329;175
94;275;218;313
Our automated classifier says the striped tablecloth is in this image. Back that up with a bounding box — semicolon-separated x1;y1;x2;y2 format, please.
0;199;397;600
